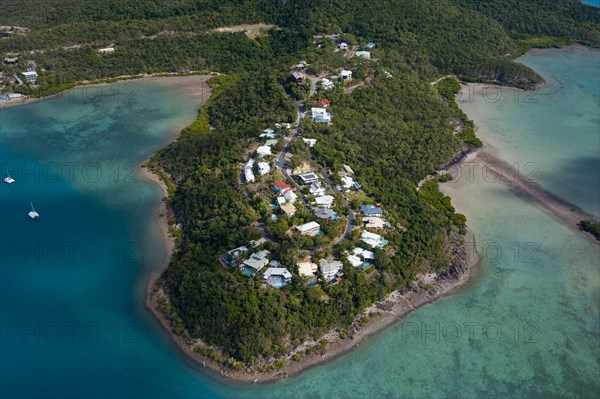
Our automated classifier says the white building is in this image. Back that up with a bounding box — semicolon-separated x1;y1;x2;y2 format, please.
297;261;318;277
302;138;317;148
309;182;326;196
319;259;343;278
284;190;298;204
21;71;38;83
260;128;277;138
360;230;386;248
363;216;385;229
296;221;321;235
256;146;272;157
353;247;375;260
314;195;334;208
299;172;319;184
339;70;352;82
275;123;292;130
311;107;331;123
338;42;349;50
257;162;271;176
244;159;255;182
263;267;292;287
321;78;334;90
264;139;278;147
98;47;115;54
355;51;371;59
347;254;363;268
341;175;355;190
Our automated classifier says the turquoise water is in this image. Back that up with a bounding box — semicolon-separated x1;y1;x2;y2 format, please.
1;48;598;399
581;0;600;7
457;46;600;217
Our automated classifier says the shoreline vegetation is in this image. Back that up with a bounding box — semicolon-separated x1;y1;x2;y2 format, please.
146;231;480;384
0;70;217;108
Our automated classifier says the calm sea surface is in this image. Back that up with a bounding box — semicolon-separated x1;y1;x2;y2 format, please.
0;48;598;398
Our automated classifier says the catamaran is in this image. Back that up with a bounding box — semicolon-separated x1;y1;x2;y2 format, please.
28;201;39;219
4;169;15;184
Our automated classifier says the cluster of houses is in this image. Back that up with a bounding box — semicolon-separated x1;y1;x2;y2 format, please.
222;247;294;288
347;247;375;270
244;126;292;182
296;258;343;282
222;243;345;288
273;180;298;217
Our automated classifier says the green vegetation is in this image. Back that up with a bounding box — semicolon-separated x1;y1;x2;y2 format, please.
2;0;597;368
2;0;598;93
579;221;600;241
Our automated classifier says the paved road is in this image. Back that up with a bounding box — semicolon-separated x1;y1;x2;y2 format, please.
316;164;355;239
275;103;308;209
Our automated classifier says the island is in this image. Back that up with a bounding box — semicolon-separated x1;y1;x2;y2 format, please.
1;0;598;384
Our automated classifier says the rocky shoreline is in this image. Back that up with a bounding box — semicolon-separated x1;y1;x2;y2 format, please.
146;225;480;384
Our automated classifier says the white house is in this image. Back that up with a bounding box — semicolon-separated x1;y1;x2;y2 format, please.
347;254;363;268
314;195;334;208
257;162;271;176
321;78;334;90
277;196;287;206
319;259;343;278
360;230;386;248
98;47;115;54
284;190;298;204
242;250;270;274
299;172;319;184
363;216;385;229
280;204;296;217
353;247;375;260
263;268;292;287
302;138;317;148
260;128;277;138
297;261;318;277
21;71;38;83
275;123;292;130
341;175;355;190
264;139;278;147
355;51;371;59
244;159;255;182
311;107;331;123
256;145;272;157
338;42;349;50
309;182;325;196
296;221;321;236
339;70;352;82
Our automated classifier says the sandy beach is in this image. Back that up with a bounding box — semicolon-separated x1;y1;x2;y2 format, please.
455;82;600;243
0;72;214;109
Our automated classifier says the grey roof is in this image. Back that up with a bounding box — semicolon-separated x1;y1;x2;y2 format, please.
313;207;335;219
360;205;382;216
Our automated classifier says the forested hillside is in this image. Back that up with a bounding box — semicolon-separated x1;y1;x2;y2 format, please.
1;0;598;93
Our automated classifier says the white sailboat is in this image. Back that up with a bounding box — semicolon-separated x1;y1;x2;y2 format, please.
28;201;39;219
4;168;15;184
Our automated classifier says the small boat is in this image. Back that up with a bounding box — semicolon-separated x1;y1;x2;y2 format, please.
28;201;39;219
4;169;15;184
